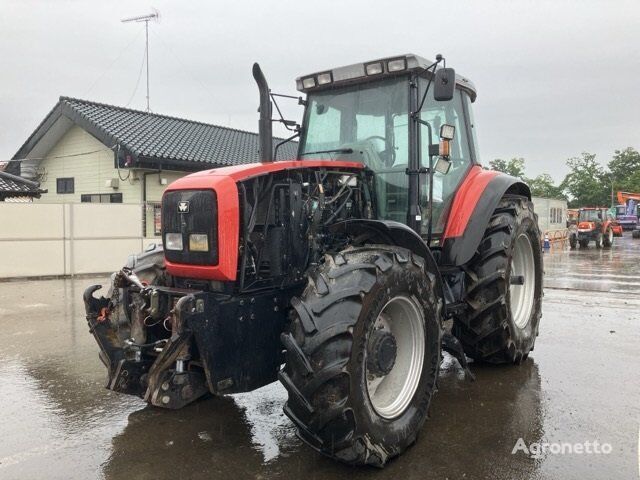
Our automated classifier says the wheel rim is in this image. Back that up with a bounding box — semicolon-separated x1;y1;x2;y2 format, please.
366;296;425;419
510;233;536;329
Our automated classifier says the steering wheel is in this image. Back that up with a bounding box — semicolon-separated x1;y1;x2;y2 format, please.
362;136;395;167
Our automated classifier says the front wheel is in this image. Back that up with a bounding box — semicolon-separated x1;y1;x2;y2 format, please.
279;246;442;467
453;196;543;364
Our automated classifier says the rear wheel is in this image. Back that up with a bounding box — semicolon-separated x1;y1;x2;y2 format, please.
594;232;603;249
633;230;640;239
603;228;613;248
279;246;441;467
453;196;542;364
569;234;577;249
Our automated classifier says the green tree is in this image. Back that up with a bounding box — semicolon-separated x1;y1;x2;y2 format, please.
489;158;526;179
608;147;640;194
561;152;610;207
528;174;566;199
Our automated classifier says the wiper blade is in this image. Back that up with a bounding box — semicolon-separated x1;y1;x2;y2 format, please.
299;148;354;157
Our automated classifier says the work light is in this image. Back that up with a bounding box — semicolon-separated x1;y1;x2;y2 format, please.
302;77;316;89
440;124;455;140
317;72;332;85
365;62;383;75
165;233;183;251
387;58;407;72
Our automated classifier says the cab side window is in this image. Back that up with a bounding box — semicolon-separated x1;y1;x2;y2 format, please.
418;82;473;235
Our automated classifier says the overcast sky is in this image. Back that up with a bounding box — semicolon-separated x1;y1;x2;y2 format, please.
1;0;638;181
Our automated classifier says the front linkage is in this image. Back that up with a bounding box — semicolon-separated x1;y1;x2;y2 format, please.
84;265;297;408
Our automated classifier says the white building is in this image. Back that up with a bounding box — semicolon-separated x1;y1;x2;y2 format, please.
532;196;568;234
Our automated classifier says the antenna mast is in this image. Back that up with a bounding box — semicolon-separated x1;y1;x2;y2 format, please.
121;11;159;112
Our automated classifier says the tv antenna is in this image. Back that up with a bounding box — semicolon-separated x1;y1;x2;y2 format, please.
122;10;160;112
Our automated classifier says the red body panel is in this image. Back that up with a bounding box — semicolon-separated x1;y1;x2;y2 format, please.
164;160;363;281
442;166;498;239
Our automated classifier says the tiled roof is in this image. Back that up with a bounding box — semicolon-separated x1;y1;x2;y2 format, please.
0;171;44;199
13;96;299;169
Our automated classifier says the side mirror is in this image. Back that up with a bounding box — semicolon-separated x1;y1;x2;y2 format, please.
434;68;456;101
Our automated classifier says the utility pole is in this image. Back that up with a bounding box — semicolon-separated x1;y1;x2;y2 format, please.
122;11;159;112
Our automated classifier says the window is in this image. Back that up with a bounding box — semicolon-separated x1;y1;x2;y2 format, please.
80;193;123;203
549;207;563;224
300;77;410;223
56;177;74;194
154;204;162;235
418;85;473;234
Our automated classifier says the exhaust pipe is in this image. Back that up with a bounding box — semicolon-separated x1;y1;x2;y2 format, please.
252;63;273;162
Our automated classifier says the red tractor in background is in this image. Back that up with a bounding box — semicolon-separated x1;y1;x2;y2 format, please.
84;54;543;466
569;207;618;248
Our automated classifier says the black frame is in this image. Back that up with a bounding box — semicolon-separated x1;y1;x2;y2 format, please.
80;193;123;203
56;177;74;194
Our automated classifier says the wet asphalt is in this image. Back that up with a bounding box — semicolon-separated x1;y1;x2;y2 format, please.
0;235;639;480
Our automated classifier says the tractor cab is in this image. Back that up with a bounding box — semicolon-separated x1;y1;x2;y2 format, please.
295;54;479;240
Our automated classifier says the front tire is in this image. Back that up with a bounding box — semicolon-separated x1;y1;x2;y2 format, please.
279;246;441;467
453;196;543;364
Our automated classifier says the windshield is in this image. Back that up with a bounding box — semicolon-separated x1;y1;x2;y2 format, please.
300;77;409;222
579;210;601;221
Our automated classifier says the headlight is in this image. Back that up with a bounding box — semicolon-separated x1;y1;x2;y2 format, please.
189;234;209;252
165;233;183;251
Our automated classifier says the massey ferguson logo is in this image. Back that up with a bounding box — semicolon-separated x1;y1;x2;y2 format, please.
178;201;190;213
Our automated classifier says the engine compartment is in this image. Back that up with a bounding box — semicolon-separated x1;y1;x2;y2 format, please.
84;164;375;406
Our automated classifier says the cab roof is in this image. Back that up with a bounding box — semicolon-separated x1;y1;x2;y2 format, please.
296;53;477;102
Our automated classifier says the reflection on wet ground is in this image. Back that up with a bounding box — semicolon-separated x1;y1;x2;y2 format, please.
1;235;639;479
544;234;640;293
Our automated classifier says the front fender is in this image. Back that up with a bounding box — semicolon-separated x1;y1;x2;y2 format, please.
329;219;443;299
441;167;531;266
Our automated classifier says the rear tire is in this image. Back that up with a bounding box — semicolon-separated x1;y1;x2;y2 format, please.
453;196;542;364
569;234;577;249
603;228;613;248
279;246;441;467
595;232;603;249
633;230;640;239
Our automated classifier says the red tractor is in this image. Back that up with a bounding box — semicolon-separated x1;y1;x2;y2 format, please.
569;207;617;249
84;54;543;466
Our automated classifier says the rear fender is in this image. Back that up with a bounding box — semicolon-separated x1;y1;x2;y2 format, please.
441;167;531;266
329;219;443;299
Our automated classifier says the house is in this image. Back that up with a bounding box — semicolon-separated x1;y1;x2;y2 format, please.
0;170;45;201
10;96;298;238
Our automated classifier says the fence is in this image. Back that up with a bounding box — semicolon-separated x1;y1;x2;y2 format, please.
0;203;157;279
542;228;569;249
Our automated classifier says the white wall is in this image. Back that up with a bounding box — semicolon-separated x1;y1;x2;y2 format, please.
0;202;149;278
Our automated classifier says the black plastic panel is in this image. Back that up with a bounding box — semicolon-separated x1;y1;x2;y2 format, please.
162;189;219;266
